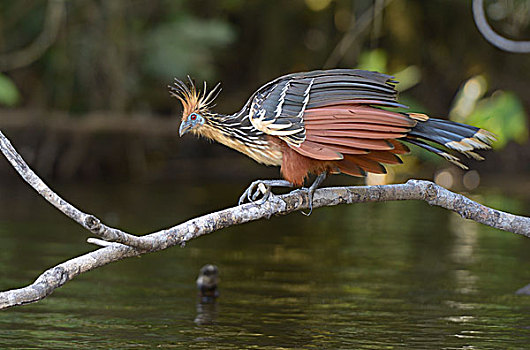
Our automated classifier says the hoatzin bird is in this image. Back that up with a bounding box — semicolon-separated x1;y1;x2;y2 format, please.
170;69;494;213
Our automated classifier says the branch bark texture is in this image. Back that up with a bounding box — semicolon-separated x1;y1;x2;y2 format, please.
0;130;528;309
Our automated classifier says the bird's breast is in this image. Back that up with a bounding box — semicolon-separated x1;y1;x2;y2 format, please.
239;140;283;166
202;126;283;166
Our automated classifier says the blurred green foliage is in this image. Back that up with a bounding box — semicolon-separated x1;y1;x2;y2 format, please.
466;92;528;148
450;75;528;149
0;0;528;175
0;73;20;106
0;0;528;120
356;48;421;92
357;49;388;73
143;17;235;81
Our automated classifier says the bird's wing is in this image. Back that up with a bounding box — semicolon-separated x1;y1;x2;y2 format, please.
245;69;406;148
297;105;415;174
241;69;420;175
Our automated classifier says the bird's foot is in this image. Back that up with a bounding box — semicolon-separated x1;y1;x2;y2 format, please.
238;179;293;206
301;172;327;216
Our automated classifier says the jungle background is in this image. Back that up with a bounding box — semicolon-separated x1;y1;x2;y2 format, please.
0;0;528;187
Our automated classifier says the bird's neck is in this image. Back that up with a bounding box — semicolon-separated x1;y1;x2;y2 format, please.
199;112;251;142
200;112;283;166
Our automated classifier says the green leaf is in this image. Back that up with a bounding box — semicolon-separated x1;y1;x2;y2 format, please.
464;91;528;149
0;73;20;106
357;49;387;73
357;50;421;92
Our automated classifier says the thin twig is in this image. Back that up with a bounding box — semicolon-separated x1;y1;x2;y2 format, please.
0;131;154;250
324;0;394;68
472;0;530;53
0;0;66;71
0;131;528;309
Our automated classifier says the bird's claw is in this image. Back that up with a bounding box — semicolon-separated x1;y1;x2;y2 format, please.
238;180;272;206
301;187;315;216
300;172;327;216
238;179;294;206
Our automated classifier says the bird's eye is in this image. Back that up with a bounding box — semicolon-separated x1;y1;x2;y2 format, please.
190;113;198;121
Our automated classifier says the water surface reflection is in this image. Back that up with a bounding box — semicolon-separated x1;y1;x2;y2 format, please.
0;181;529;348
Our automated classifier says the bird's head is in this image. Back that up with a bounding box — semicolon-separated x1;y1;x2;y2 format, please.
169;77;221;137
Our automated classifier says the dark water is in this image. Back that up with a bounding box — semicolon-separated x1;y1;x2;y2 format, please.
0;181;529;349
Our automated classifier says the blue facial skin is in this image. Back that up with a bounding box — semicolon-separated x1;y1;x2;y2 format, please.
179;113;205;136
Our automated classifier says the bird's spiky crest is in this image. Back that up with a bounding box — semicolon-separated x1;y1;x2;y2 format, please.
169;77;222;120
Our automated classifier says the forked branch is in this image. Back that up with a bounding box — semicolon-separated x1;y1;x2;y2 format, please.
0;131;528;309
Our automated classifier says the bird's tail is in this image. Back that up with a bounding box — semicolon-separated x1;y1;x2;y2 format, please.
404;113;496;169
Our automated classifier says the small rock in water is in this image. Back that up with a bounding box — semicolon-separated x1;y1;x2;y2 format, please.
196;264;219;302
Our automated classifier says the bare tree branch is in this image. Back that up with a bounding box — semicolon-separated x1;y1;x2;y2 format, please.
0;130;154;250
473;0;530;53
0;130;528;309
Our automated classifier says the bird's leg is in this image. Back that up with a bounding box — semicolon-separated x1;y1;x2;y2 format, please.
301;172;327;216
238;179;294;205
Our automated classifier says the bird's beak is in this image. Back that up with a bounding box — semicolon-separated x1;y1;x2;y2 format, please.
179;121;192;137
